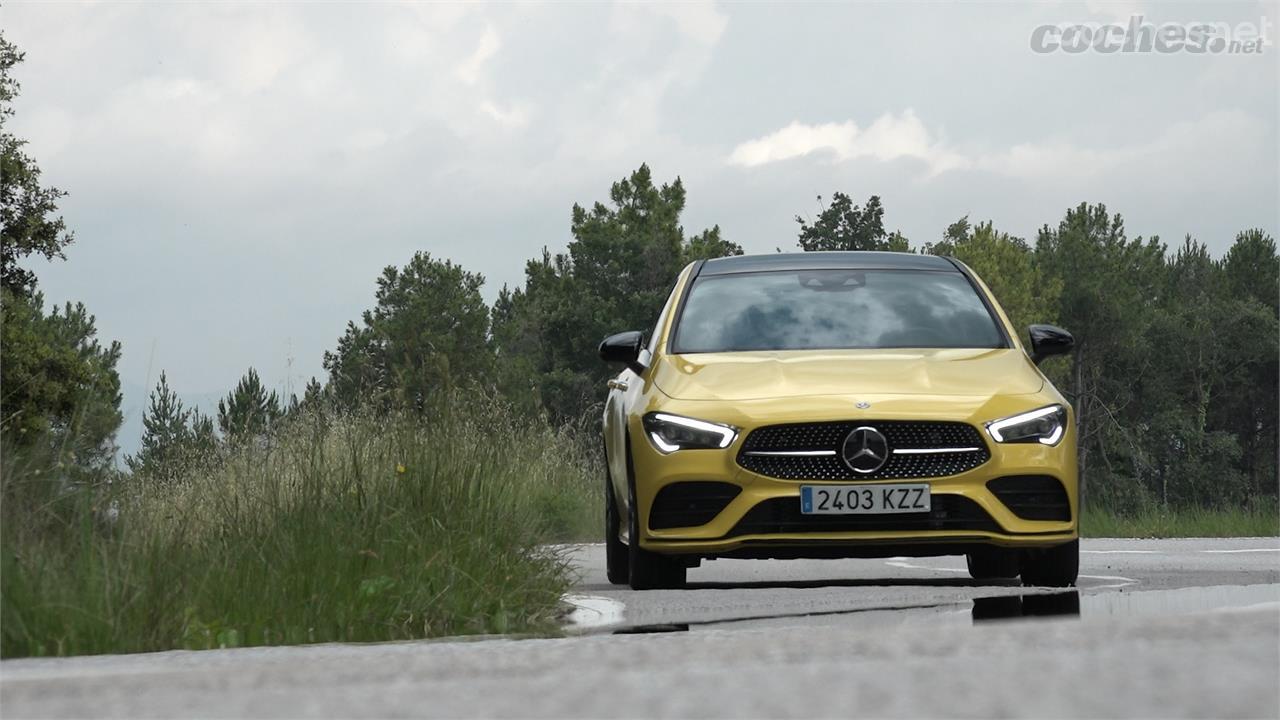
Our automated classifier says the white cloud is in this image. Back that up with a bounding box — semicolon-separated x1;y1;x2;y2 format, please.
729;108;1267;186
455;26;501;85
728;111;969;177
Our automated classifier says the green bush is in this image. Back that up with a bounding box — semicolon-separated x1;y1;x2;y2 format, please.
1;398;601;658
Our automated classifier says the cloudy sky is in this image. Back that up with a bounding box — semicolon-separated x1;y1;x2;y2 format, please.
5;1;1276;456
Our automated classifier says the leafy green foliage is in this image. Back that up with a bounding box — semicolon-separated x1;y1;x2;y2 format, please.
683;227;743;263
0;288;122;473
1033;204;1167;506
924;217;1060;334
0;33;74;297
1215;230;1280;499
1026;207;1278;512
324;252;491;411
492;164;740;422
1135;236;1277;508
796;193;910;252
804;199;1276;515
0;35;121;480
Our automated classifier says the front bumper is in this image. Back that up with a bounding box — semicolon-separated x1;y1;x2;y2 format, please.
629;399;1078;557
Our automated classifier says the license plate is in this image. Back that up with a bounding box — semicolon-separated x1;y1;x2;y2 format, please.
800;484;931;515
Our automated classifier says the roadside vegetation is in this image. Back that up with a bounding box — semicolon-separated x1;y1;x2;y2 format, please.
1082;504;1279;539
1;31;1276;658
1;399;600;657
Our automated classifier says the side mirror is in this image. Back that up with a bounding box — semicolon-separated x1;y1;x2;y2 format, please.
599;330;648;375
1027;324;1074;365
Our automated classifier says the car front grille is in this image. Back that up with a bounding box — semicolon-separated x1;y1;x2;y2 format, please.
723;494;1000;537
649;481;742;530
987;475;1071;521
737;420;990;480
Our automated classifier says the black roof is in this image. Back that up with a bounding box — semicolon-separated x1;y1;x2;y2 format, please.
700;251;957;276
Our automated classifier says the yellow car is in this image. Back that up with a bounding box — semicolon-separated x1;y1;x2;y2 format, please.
599;251;1078;590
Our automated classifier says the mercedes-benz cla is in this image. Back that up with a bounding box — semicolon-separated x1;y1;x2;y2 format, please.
599;251;1078;590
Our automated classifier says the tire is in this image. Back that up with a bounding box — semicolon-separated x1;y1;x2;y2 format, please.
625;443;686;591
1020;539;1079;587
966;547;1020;580
604;467;629;585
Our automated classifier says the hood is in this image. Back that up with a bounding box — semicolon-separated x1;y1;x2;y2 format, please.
651;348;1044;402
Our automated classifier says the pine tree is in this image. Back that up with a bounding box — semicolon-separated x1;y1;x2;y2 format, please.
302;377;324;405
126;371;189;481
186;408;220;472
217;368;280;442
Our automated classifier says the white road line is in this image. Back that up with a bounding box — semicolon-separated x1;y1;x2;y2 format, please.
562;594;625;630
1080;573;1139;589
1082;550;1160;554
1200;549;1280;554
885;560;966;573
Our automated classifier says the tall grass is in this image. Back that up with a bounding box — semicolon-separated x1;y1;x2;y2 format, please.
1;399;602;658
1081;503;1280;538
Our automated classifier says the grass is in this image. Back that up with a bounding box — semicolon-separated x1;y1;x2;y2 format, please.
1081;503;1280;538
0;399;603;658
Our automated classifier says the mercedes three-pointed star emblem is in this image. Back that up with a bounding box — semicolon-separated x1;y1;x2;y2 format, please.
841;426;889;474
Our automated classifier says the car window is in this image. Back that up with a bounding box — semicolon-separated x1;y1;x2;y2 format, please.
672;269;1004;353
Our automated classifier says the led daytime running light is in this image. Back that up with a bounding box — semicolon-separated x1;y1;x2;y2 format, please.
650;413;737;448
986;405;1066;446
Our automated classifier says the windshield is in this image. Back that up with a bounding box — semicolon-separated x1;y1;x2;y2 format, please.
671;269;1006;353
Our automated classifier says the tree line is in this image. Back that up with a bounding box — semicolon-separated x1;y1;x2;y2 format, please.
2;32;1275;514
90;168;1280;514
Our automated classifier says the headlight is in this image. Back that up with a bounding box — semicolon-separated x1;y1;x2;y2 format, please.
642;412;738;453
986;405;1068;446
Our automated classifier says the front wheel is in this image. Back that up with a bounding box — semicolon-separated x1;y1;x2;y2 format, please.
1020;539;1079;587
966;547;1020;580
604;469;628;585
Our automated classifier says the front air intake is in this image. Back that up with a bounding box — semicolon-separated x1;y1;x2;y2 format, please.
649;481;742;530
987;475;1072;521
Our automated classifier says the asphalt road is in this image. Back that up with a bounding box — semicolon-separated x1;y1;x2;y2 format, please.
3;538;1278;719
